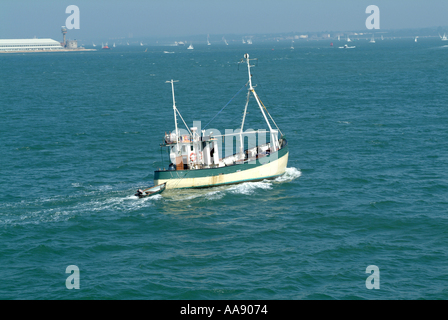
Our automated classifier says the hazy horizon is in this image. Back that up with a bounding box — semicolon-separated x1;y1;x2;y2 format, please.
1;0;448;41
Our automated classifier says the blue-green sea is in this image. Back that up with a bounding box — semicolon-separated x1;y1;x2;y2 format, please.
1;39;447;300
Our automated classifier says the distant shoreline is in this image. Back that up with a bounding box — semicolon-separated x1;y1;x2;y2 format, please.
0;48;97;53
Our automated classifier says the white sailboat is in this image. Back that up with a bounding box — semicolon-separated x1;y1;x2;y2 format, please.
242;38;246;44
370;34;375;43
223;37;229;45
247;38;252;45
92;42;96;47
207;35;211;46
347;35;352;42
187;42;194;49
440;33;448;41
113;42;116;47
290;40;294;50
415;36;418;42
152;54;288;190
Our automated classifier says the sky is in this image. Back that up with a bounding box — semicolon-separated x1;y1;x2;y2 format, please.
1;0;448;41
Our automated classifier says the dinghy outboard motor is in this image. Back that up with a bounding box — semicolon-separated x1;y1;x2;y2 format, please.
168;163;176;171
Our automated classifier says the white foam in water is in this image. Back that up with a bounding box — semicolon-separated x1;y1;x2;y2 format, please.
228;181;273;195
274;167;302;182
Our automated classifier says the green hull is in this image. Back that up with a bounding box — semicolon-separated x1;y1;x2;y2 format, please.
154;140;288;189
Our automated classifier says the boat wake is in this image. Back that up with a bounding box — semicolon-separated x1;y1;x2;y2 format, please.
0;186;162;227
274;167;302;182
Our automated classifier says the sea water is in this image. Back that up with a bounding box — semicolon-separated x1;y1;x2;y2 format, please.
0;39;447;299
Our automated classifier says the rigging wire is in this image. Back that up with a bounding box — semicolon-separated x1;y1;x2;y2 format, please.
203;81;249;130
253;73;284;136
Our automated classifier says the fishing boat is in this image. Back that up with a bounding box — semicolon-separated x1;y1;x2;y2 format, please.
153;53;289;190
135;183;166;198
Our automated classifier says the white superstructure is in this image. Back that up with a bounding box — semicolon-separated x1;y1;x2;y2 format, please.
0;39;64;52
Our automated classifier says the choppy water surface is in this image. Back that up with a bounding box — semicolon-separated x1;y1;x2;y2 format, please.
1;39;447;299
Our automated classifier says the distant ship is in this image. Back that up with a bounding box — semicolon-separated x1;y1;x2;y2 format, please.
187;42;194;50
102;43;110;49
339;44;355;49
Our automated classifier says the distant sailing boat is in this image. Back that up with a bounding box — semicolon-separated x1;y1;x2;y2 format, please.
223;37;229;45
440;33;448;41
247;38;252;45
290;40;294;49
242;37;246;44
370;34;375;43
338;35;340;41
207;35;211;46
381;35;384;40
415;36;418;42
113;43;116;47
187;42;194;49
347;35;352;42
92;42;96;47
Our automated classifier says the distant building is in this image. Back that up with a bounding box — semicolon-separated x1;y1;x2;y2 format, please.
66;40;78;49
0;39;64;52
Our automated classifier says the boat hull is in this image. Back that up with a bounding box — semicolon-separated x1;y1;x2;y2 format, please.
154;143;289;189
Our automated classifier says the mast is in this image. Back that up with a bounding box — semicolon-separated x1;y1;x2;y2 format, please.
243;53;283;152
166;80;179;140
244;54;273;132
